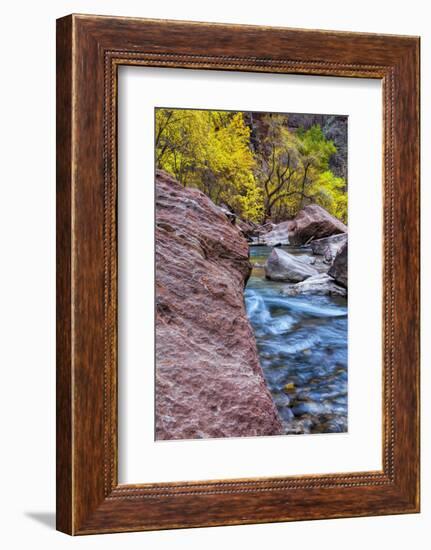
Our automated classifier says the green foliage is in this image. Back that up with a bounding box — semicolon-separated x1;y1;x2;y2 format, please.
312;170;348;223
255;116;346;222
155;108;347;224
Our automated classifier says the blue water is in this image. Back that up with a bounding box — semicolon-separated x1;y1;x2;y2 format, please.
245;245;348;434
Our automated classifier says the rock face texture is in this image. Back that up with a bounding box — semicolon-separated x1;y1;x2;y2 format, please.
259;221;290;246
310;233;348;263
265;248;318;282
288;204;347;245
282;273;347;297
328;240;348;288
155;170;283;440
259;204;346;247
259;223;290;246
235;217;262;243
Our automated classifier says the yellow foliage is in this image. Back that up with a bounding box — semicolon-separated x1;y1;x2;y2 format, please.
155;108;347;224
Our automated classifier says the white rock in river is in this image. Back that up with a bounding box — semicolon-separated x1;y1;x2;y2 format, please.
281;273;347;297
260;224;290;246
310;233;347;263
264;248;318;282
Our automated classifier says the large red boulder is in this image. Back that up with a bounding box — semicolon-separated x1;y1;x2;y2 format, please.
155;170;283;440
261;204;347;246
288;204;347;245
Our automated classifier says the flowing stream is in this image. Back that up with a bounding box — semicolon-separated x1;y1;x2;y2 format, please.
245;245;348;434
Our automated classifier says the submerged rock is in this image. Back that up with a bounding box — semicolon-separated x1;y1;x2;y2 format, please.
155;170;283;440
328;241;348;288
265;248;318;282
281;274;347;297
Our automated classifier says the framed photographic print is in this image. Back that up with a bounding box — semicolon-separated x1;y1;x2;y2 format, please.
56;14;420;535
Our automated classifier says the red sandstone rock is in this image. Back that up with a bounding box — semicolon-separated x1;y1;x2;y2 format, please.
262;204;347;246
155;170;283;440
288;204;347;245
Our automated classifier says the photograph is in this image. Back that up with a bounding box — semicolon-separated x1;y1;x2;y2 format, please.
155;107;348;440
0;0;423;544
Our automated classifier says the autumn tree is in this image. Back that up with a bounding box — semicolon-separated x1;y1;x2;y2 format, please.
253;114;300;222
254;114;346;223
155;108;263;221
155;108;347;225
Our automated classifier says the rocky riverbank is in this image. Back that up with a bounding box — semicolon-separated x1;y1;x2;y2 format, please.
254;206;348;297
155;170;283;440
155;170;348;439
238;202;348;434
245;245;348;435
